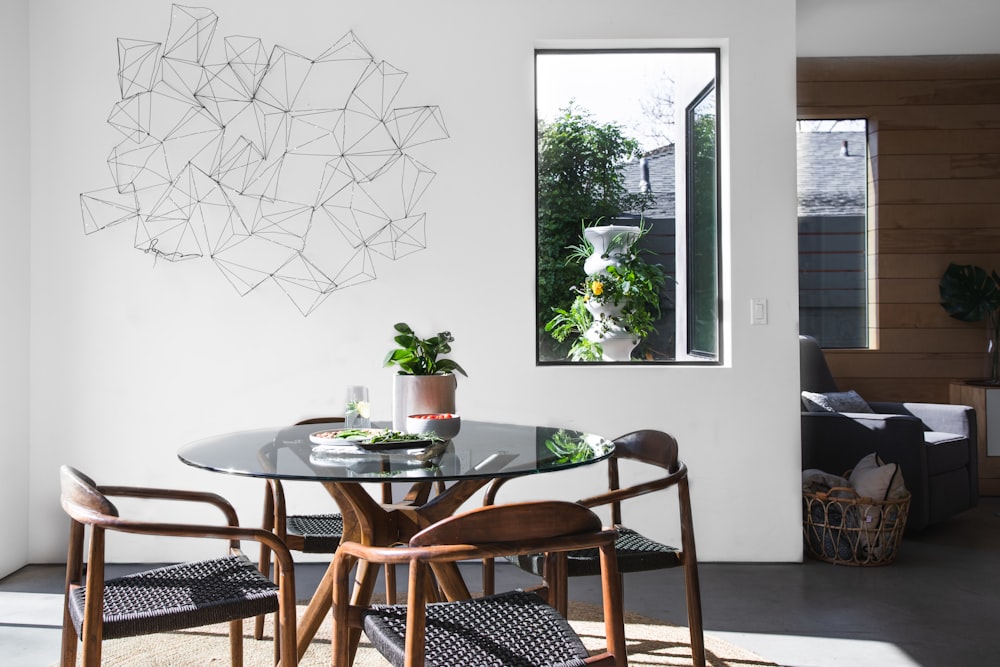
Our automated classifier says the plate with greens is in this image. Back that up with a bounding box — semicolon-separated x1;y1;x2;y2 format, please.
309;428;436;451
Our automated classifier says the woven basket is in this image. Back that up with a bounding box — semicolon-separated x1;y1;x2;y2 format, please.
802;487;910;566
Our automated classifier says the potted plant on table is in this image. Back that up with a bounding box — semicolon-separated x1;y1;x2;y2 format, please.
939;262;1000;384
384;322;468;429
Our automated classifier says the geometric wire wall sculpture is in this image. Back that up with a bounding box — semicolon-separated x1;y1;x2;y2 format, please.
80;4;449;315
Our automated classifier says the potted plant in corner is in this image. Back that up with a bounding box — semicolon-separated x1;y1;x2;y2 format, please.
939;262;1000;384
384;322;468;429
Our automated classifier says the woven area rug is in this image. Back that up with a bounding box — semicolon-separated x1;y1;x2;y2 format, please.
59;601;777;666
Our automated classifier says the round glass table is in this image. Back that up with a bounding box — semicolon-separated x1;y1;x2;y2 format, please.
178;419;612;483
178;420;614;664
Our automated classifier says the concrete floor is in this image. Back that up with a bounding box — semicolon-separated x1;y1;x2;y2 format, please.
3;497;998;666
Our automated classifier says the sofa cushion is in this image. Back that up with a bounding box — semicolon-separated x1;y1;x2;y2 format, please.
801;390;874;414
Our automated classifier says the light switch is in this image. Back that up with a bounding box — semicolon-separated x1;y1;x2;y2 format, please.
751;298;768;325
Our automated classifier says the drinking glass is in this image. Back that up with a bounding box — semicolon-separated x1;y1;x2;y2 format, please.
345;385;371;429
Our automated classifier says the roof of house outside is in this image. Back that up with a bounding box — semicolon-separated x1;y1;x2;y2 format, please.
797;130;867;217
615;130;866;221
620;145;676;219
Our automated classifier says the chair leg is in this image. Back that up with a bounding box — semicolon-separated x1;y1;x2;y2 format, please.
270;560;283;664
61;520;84;667
546;553;569;617
255;482;276;641
384;563;397;604
480;478;512;598
404;562;429;667
278;576;298;667
229;619;244;667
679;478;705;667
60;614;78;667
332;553;358;667
80;529;107;667
598;543;627;667
482;556;495;596
379;482;398;604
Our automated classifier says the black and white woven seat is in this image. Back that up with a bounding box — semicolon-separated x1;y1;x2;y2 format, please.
514;525;681;577
332;501;628;667
285;513;344;552
364;590;592;667
67;555;280;640
59;466;298;667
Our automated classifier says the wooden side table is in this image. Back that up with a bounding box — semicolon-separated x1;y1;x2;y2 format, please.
950;381;1000;496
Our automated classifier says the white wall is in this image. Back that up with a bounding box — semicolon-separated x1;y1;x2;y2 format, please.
26;0;803;564
13;1;995;572
0;0;30;579
797;0;1000;56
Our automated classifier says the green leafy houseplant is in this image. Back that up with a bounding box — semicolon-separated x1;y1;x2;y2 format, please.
383;323;468;377
939;262;1000;384
544;430;600;464
536;104;654;359
545;221;668;361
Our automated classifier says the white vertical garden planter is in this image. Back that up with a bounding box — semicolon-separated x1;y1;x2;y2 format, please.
582;225;641;361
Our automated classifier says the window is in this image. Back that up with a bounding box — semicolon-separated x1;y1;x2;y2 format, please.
686;82;718;358
535;49;721;364
796;119;869;348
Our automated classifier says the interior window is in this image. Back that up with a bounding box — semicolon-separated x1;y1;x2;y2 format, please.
797;119;869;349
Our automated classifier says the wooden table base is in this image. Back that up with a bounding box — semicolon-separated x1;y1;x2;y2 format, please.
294;478;491;665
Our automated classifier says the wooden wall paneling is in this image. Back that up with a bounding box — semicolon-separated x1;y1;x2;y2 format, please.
798;55;1000;82
798;80;1000;108
877;302;963;329
877;327;985;353
879;226;1000;253
827;351;980;378
876;154;1000;182
877;129;1000;154
799;55;1000;420
872;104;1000;131
878;204;1000;230
845;378;954;404
880;251;1000;278
878;179;1000;205
877;277;940;303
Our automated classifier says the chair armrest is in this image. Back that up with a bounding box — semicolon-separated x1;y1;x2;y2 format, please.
577;466;686;509
801;412;929;476
94;487;291;564
482;477;514;507
97;515;295;567
98;485;239;527
868;401;975;436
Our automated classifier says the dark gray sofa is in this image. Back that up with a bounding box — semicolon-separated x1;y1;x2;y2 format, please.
799;335;979;532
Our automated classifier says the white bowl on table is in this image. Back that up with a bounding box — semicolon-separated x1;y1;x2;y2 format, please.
405;413;461;440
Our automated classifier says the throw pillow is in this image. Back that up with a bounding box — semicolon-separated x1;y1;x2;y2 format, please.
801;389;874;414
848;453;907;500
846;453;909;560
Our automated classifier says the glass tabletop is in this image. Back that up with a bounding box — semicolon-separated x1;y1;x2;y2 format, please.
177;420;614;482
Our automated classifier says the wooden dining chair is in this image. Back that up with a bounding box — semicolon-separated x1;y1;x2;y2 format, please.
332;500;627;667
255;416;400;641
58;465;298;667
482;429;706;667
